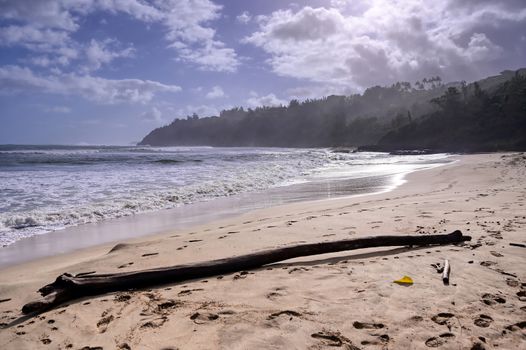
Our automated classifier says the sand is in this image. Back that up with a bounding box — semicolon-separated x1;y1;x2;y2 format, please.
0;153;525;349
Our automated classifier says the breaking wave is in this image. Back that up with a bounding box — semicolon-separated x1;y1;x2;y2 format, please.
0;146;450;246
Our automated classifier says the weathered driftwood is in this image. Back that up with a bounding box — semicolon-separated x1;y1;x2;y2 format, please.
442;259;450;285
23;230;470;314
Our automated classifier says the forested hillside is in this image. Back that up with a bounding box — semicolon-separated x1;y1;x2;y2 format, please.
377;71;526;152
139;69;525;151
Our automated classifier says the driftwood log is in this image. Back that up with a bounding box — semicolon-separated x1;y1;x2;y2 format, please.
23;230;470;314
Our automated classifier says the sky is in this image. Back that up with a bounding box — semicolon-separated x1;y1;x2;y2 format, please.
0;0;525;145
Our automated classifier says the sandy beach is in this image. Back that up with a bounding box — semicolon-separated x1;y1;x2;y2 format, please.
0;152;525;349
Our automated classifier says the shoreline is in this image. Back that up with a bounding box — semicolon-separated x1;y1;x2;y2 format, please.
0;156;451;269
1;153;525;349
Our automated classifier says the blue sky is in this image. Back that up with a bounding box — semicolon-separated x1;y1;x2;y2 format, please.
1;0;525;145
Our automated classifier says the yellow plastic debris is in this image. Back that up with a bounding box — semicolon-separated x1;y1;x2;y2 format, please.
393;275;414;285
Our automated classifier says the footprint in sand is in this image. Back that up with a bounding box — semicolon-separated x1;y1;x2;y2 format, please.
233;271;250;280
96;314;114;333
470;341;487;350
141;316;168;328
505;321;526;332
425;333;455;347
266;287;287;300
517;290;526;302
474;314;493;328
431;313;455;325
481;293;506;305
141;252;159;257
406;315;424;325
288;267;310;274
490;251;504;257
352;321;385;329
190;312;219;324
114;293;132;303
311;330;358;348
178;288;204;296
361;334;389;346
157;300;183;312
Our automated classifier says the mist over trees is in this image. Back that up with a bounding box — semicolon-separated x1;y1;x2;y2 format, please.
139;69;526;152
378;70;526;152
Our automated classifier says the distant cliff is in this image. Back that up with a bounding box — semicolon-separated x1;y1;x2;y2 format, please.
139;69;526;152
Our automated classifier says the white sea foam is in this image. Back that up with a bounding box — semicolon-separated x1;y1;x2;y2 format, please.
0;146;451;246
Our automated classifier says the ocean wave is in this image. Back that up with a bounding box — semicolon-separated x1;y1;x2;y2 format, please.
0;147;450;246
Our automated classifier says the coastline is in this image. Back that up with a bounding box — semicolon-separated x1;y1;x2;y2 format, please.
0;154;449;268
1;153;525;349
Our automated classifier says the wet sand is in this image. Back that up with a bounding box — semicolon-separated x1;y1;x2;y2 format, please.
0;153;525;349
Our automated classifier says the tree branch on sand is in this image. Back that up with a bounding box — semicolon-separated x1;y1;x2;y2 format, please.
22;230;471;314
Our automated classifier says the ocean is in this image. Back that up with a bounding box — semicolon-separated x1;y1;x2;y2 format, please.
0;145;451;248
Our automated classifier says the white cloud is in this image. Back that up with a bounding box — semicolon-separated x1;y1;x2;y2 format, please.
0;0;79;31
0;0;240;73
85;39;135;71
0;65;181;104
246;91;287;107
176;41;239;72
330;0;348;9
206;85;226;99
237;11;252;24
0;25;70;48
244;2;526;89
155;0;240;72
141;107;163;123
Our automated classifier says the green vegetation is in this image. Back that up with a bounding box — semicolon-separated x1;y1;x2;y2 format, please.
379;70;526;152
139;69;526;152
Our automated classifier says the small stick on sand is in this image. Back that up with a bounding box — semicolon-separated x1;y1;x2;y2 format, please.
442;259;450;285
